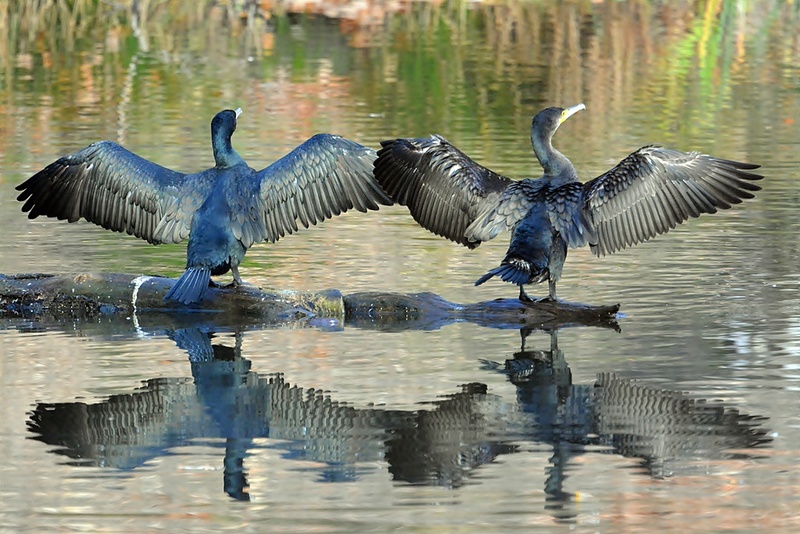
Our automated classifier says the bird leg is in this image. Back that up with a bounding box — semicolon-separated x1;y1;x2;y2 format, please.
519;281;559;304
519;286;535;303
520;328;533;351
535;280;559;303
547;279;558;301
221;266;244;288
232;266;243;285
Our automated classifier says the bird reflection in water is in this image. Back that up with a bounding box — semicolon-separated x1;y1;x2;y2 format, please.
27;327;771;512
495;328;772;519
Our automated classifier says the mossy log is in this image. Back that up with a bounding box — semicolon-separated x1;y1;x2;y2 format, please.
0;273;620;331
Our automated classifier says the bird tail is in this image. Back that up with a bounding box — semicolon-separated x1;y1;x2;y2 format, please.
475;258;546;287
164;267;212;305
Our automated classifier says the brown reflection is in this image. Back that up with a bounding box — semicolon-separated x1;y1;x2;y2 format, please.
27;325;770;514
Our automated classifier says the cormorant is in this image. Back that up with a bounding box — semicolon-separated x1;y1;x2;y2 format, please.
373;103;763;302
16;108;391;304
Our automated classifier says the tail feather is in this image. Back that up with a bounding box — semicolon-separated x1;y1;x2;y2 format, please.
475;259;546;287
164;267;212;304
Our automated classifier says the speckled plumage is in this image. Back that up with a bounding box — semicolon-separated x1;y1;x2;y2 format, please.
373;104;763;301
17;109;391;304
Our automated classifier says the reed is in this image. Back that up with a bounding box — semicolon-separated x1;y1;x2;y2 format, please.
1;0;797;169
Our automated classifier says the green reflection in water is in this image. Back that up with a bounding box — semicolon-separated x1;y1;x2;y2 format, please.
1;0;798;276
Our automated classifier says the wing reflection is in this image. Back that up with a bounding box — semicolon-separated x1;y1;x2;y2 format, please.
497;328;772;519
27;326;770;508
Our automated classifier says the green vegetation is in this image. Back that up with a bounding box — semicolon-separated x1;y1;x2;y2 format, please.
1;0;798;172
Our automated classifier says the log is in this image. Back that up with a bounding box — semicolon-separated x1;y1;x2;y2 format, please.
0;273;620;331
343;291;620;331
0;272;341;321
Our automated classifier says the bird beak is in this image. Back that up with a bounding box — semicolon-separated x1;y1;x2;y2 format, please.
560;103;586;124
234;107;243;119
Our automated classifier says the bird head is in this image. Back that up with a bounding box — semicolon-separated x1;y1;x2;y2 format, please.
211;108;244;168
532;103;585;139
530;103;585;176
212;108;241;137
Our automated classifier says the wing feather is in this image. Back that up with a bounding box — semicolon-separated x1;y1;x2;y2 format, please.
583;146;763;256
373;134;513;249
234;133;390;247
16;141;189;245
546;181;595;249
467;180;540;244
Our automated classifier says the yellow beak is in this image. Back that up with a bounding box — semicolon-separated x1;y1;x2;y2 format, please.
560;103;586;124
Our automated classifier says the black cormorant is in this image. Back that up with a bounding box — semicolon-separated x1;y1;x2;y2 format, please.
16;108;391;304
373;103;763;302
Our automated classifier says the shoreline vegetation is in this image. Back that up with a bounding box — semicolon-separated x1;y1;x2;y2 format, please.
2;0;797;184
2;1;797;60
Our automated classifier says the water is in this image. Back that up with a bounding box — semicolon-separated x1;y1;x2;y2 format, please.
2;1;800;531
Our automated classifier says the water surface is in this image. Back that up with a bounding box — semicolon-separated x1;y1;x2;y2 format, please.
1;1;800;531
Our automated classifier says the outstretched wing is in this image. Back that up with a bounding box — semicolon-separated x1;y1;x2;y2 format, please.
232;134;391;248
16;141;188;244
373;134;513;249
583;146;763;256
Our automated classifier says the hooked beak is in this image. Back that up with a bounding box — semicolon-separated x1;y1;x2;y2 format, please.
235;107;243;119
560;103;586;125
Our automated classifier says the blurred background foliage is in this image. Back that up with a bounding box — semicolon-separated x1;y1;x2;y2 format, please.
1;0;798;179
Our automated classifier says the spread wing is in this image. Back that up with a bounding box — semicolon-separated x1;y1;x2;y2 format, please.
230;134;391;248
16;141;189;244
583;146;763;256
373;134;513;249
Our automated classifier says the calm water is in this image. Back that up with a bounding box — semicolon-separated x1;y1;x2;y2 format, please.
1;1;800;531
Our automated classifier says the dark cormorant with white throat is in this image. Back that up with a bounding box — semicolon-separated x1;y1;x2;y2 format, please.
16;108;391;304
373;103;763;302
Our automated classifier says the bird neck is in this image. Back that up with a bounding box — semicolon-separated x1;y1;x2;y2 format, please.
213;135;245;169
532;132;574;178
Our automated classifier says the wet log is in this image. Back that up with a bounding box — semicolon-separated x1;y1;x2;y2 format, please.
343;292;620;331
0;273;620;331
0;273;341;322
